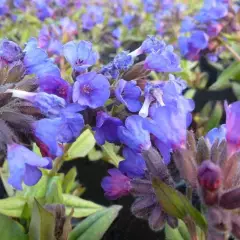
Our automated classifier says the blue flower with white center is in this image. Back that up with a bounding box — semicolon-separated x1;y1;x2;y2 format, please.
72;71;110;109
63;40;98;72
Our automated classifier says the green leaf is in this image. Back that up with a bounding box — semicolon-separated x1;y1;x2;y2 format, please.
62;167;77;194
63;194;104;218
0;213;28;240
88;148;103;161
205;102;223;133
152;178;207;232
69;205;122;240
165;220;191;240
45;176;63;204
65;129;96;161
28;199;55;240
0;196;26;217
232;82;240;100
102;142;123;167
0;168;14;197
210;61;240;90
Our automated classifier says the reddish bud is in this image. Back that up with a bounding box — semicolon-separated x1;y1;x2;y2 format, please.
198;160;222;191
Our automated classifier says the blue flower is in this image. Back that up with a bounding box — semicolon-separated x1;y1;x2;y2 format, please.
34;110;84;158
100;62;120;80
0;39;22;64
195;0;228;23
113;51;134;71
94;111;123;145
119;147;146;178
34;0;53;21
141;36;166;54
72;71;110;109
144;45;181;72
60;17;77;36
101;168;131;200
9;90;66;118
142;0;156;13
118;115;151;153
63;40;98;72
178;31;209;61
38;75;72;103
180;17;196;33
24;38;61;78
143;96;194;163
34;118;64;158
7;143;51;190
82;6;104;30
122;14;140;29
115;79;142;112
139;75;187;117
205;124;226;145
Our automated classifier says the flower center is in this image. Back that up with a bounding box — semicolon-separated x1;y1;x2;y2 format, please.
81;84;92;94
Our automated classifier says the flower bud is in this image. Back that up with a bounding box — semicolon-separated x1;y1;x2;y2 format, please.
220;187;240;210
198;160;222;205
44;204;72;240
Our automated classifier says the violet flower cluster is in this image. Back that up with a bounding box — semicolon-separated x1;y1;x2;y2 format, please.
179;0;239;61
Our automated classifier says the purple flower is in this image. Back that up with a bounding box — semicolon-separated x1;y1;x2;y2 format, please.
143;85;194;163
180;17;196;32
82;6;104;30
9;90;66;118
38;25;62;55
139;75;187;118
205;124;226;145
7;143;50;190
101;168;131;200
0;39;22;64
34;118;64;158
94;111;123;145
38;75;72;102
179;31;209;61
225;101;240;154
34;110;84;157
119;147;146;178
72;71;110;109
63;40;98;72
118;115;151;153
113;51;134;71
122;14;140;29
206;22;223;37
101;62;120;80
144;45;181;72
60;17;77;36
141;36;166;54
24;38;61;78
14;0;25;9
34;0;53;21
195;0;228;23
115;79;142;112
142;0;156;13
